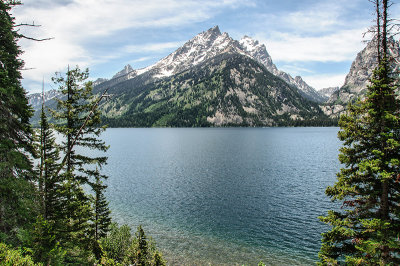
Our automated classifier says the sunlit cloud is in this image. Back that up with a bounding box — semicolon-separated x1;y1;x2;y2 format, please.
123;42;183;54
302;74;347;90
259;29;366;63
13;0;254;91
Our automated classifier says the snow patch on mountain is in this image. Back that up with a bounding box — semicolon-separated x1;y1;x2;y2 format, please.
28;89;61;110
108;26;325;102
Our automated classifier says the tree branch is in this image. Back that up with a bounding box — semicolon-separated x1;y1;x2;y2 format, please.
53;88;110;178
15;22;41;27
19;35;54;42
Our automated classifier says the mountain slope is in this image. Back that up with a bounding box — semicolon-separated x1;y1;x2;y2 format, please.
99;53;329;127
28;89;61;111
323;38;400;116
318;87;339;99
239;36;326;103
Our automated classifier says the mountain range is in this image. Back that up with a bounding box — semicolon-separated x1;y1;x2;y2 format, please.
29;26;398;126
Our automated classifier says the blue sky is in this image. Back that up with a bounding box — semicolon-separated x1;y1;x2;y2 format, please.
13;0;400;93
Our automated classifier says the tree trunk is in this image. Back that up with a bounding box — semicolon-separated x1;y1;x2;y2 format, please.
376;0;381;64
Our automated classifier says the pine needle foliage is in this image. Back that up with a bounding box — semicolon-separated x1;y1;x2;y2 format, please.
0;0;37;245
319;1;400;264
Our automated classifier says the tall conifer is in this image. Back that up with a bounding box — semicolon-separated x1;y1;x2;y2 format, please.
38;104;61;222
51;66;109;257
319;0;400;264
91;171;111;259
0;0;37;243
0;0;33;180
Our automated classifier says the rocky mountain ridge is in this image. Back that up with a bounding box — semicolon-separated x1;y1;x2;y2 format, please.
98;26;323;103
324;37;400;116
318;87;339;99
28;89;61;111
239;36;325;102
99;53;330;127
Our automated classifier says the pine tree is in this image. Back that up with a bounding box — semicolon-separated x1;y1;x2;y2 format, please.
91;170;111;259
51;66;108;184
319;0;400;264
50;66;109;259
135;225;149;266
0;0;37;244
0;0;33;180
38;105;61;223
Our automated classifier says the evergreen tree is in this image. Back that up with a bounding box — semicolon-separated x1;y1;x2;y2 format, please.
0;0;33;180
135;225;149;266
30;215;65;265
0;0;37;244
91;170;112;259
100;223;166;265
51;66;108;184
38;105;61;222
319;0;400;264
50;66;109;259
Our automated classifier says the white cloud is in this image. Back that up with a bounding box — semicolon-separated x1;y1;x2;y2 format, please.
278;64;314;75
19;37;89;83
131;56;156;63
281;3;343;33
13;0;253;88
255;28;366;63
123;42;183;54
286;0;367;31
302;74;347;90
244;0;369;64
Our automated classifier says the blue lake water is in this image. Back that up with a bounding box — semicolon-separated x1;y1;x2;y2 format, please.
97;127;341;265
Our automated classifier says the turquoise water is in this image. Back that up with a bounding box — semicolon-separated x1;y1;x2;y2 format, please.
98;127;341;265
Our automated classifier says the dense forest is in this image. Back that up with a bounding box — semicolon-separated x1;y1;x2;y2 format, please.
0;1;165;265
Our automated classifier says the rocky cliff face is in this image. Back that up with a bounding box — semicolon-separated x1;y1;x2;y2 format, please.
239;36;325;103
324;38;400;116
99;53;328;127
318;87;339;99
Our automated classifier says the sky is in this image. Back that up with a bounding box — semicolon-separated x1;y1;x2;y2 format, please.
12;0;400;93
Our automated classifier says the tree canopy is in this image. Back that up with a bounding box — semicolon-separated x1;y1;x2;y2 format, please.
319;0;400;264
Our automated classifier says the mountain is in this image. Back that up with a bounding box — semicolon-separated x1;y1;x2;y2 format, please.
93;78;108;86
323;38;400;116
112;64;133;79
239;36;326;103
98;26;324;103
28;89;61;111
99;53;328;127
30;26;334;127
318;87;339;99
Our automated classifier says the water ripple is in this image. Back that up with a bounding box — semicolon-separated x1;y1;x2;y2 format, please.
95;127;342;265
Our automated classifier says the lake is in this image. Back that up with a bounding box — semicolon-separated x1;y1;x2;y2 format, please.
98;127;341;265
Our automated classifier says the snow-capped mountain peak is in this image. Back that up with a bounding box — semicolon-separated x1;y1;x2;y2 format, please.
239;35;277;74
107;26;325;102
240;35;261;52
146;26;239;78
28;89;61;110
